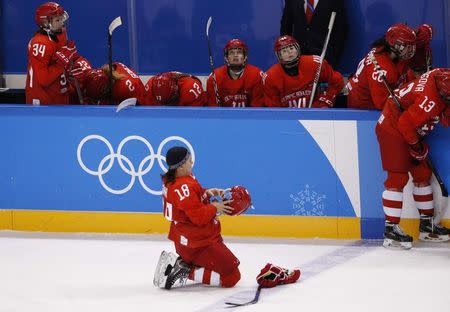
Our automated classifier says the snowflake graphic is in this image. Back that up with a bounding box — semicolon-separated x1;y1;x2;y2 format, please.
289;184;326;216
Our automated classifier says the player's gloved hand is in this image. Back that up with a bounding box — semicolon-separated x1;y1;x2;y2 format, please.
256;263;300;288
415;24;433;48
409;141;429;161
312;93;335;108
55;41;78;70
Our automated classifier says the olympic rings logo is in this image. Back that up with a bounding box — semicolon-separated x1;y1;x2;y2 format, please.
77;135;195;195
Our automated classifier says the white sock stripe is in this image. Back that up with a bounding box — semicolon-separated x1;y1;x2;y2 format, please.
413;185;433;195
383;206;402;218
415;201;434;210
382;190;403;201
193;268;205;283
210;271;221;286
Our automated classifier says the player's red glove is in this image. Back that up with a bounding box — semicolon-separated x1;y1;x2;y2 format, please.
69;56;92;84
55;41;78;70
256;263;300;288
409;141;429;161
415;24;433;48
312;93;335;108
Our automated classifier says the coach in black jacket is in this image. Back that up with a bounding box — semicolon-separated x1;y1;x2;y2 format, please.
280;0;348;68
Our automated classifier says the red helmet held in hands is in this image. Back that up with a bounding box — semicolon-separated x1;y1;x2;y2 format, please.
435;69;450;101
223;186;252;216
35;2;68;31
84;69;109;101
152;73;179;105
274;35;300;66
386;23;416;60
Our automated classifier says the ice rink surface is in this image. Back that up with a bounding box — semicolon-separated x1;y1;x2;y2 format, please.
1;231;449;312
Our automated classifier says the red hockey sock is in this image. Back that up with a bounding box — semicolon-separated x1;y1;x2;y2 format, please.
413;185;434;216
382;190;403;223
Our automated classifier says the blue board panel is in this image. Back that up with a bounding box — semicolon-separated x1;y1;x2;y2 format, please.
2;0;448;76
0;106;360;217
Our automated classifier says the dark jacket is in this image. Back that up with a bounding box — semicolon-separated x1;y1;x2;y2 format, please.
280;0;348;67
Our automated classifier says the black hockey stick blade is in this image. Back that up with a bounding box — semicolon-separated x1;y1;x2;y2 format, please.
225;286;262;307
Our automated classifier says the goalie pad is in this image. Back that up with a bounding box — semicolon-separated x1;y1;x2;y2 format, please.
256;263;300;288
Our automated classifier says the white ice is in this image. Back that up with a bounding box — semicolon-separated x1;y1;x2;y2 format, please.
0;232;449;312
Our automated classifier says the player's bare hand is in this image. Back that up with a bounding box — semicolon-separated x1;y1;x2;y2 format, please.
212;200;233;215
205;188;224;197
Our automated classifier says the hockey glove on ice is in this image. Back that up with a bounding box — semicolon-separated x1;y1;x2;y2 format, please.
256;263;300;288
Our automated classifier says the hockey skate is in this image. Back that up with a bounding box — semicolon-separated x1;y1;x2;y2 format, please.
153;251;192;290
164;257;192;290
383;223;413;250
153;251;179;288
419;217;450;242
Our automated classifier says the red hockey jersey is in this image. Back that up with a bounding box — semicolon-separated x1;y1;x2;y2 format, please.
142;73;207;106
25;32;69;105
68;55;92;104
264;55;343;108
206;64;264;107
101;62;145;105
347;48;409;110
163;175;221;248
378;69;448;144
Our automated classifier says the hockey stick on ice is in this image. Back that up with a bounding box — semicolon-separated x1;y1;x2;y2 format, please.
370;54;448;197
308;11;336;108
225;286;262;307
206;16;221;106
108;16;123;104
115;97;137;113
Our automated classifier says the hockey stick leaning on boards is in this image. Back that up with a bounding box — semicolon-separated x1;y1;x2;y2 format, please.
108;16;123;104
308;11;336;108
205;16;221;107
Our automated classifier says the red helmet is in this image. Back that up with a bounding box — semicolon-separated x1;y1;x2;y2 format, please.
386;23;416;60
415;24;433;48
435;69;450;100
152;73;179;105
84;69;109;100
224;39;248;57
224;39;248;68
223;186;252;216
35;2;68;30
274;35;300;65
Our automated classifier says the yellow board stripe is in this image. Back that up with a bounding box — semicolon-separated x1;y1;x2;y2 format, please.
0;210;13;229
0;210;359;238
1;210;448;239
